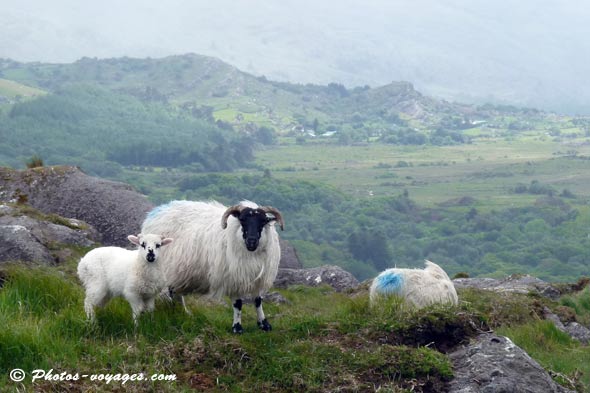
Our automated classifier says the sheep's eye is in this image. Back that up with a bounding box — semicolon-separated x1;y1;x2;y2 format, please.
156;244;161;249
141;242;146;249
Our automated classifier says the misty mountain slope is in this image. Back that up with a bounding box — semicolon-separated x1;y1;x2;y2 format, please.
1;0;589;114
0;55;478;133
0;84;255;174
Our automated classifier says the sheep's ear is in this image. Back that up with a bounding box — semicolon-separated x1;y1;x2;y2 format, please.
128;235;140;245
162;238;173;246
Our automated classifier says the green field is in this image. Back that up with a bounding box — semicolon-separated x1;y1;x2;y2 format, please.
252;135;590;209
0;79;46;99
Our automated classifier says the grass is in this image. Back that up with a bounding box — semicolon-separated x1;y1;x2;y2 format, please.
497;321;590;391
0;267;456;392
0;79;46;99
1;263;588;392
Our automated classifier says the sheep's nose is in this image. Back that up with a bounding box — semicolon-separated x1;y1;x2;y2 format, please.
147;250;156;262
245;239;258;251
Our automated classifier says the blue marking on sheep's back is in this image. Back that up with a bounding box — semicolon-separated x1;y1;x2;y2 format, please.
145;202;174;222
375;271;403;294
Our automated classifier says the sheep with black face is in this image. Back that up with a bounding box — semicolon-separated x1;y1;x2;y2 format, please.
141;200;284;333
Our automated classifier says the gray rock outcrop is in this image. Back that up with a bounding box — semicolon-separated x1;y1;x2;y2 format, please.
0;166;153;247
543;307;590;345
278;239;302;269
274;265;359;292
0;203;100;265
0;224;55;265
453;274;561;299
447;334;575;393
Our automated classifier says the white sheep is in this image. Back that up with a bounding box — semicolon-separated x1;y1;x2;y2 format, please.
141;200;284;334
77;233;173;323
369;260;458;308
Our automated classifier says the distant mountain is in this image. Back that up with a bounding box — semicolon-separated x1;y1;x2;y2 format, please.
1;0;589;114
0;54;523;135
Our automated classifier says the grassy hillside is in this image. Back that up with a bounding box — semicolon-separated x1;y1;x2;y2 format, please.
0;84;254;175
0;78;46;101
1;260;589;392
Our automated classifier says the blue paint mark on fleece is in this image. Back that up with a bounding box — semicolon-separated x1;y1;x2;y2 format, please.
375;271;404;295
145;201;174;222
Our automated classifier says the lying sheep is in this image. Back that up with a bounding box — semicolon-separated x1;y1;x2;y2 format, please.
369;260;458;308
141;200;283;333
77;233;173;323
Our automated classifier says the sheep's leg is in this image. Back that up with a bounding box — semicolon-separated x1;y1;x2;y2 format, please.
126;292;145;325
84;296;96;321
83;286;107;322
181;296;192;315
146;297;156;313
160;287;175;302
255;296;272;332
232;299;243;334
164;287;192;315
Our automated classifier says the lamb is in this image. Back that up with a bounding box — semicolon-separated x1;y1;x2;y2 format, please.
141;200;284;334
77;233;173;323
369;260;458;308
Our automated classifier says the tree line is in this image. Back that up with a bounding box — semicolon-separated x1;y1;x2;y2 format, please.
0;84;256;176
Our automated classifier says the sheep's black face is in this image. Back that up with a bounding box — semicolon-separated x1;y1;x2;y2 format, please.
236;208;271;251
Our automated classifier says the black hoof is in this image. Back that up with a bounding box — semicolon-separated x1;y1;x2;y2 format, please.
258;319;272;332
232;323;243;334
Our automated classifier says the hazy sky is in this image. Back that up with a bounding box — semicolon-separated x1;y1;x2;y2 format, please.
2;0;589;113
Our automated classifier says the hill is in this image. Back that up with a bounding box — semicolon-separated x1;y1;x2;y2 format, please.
0;54;540;137
0;83;255;175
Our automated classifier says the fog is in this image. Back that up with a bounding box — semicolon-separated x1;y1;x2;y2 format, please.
1;0;589;113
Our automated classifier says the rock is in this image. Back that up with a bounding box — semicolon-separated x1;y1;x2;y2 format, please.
545;306;590;344
564;322;590;344
0;166;153;246
453;274;561;300
0;224;55;265
279;239;302;269
0;212;99;248
274;265;359;292
0;203;100;265
543;307;566;331
447;334;575;393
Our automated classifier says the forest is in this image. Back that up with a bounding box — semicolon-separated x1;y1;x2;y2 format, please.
0;84;256;176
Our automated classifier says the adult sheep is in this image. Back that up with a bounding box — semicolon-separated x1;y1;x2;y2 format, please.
141;200;284;334
369;260;458;308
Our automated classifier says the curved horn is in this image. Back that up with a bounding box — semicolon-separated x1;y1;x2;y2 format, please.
261;206;284;231
221;204;244;229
